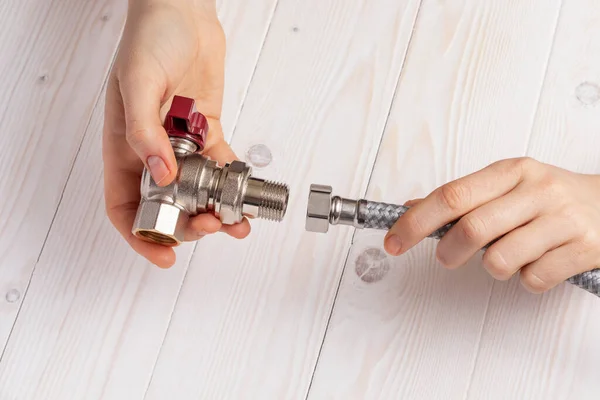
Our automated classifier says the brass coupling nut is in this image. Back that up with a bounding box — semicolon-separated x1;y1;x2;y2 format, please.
132;96;290;246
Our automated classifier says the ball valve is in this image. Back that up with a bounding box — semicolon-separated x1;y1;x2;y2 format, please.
132;96;289;246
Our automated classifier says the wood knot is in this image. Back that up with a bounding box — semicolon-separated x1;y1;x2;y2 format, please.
5;289;20;303
354;247;390;283
245;144;272;168
575;82;599;106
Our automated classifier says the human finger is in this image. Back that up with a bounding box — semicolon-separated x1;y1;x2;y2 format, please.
220;218;251;239
384;158;527;256
103;75;177;268
184;213;222;241
118;62;177;186
519;240;599;294
435;185;542;269
202;125;237;165
403;198;423;207
481;214;578;280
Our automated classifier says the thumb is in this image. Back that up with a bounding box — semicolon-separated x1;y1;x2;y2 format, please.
202;119;238;164
204;139;238;165
119;70;177;186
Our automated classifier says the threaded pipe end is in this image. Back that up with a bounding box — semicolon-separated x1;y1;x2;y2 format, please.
257;181;289;221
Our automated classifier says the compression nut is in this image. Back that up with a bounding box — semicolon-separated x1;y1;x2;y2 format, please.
305;184;367;233
306;184;332;233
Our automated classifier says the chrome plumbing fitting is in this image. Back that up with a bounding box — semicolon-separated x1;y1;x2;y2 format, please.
304;184;600;298
306;184;456;235
305;184;370;233
305;184;456;235
132;95;289;246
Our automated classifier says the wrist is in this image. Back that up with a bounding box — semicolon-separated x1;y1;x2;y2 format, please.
128;0;218;19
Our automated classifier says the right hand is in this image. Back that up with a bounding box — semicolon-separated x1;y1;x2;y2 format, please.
102;0;250;268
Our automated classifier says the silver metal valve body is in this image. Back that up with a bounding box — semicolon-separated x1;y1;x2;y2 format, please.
132;138;289;246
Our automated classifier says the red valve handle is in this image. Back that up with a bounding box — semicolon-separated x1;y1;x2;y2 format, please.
164;95;208;151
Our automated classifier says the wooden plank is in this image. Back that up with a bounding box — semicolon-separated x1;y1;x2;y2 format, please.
217;0;278;136
466;1;600;398
0;0;126;352
143;0;422;398
307;1;564;398
0;89;191;400
0;1;279;399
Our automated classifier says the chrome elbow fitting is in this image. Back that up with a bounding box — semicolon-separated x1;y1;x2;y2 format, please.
132;96;289;246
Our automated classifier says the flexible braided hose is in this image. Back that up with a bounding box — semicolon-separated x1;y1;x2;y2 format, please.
363;201;600;297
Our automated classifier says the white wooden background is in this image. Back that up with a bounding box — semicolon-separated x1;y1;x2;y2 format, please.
0;0;599;399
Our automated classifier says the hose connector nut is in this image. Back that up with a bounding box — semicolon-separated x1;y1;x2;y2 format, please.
306;184;333;233
305;184;368;233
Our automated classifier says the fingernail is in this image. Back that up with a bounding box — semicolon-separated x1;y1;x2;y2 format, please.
147;156;169;184
384;235;403;255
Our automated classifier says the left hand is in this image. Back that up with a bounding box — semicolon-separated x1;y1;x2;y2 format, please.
384;157;600;294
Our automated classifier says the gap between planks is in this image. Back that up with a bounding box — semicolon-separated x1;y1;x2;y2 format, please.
0;1;286;398
141;1;281;397
304;0;574;398
303;1;424;398
0;11;126;363
142;0;427;397
462;2;564;397
521;0;565;157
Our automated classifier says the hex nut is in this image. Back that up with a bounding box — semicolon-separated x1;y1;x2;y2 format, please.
218;160;251;225
132;201;188;246
305;184;332;233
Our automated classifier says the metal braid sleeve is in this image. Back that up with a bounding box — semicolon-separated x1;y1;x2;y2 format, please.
363;200;600;298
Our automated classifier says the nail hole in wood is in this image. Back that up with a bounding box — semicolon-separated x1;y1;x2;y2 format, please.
245;144;272;168
5;289;20;303
575;82;599;106
355;247;390;283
